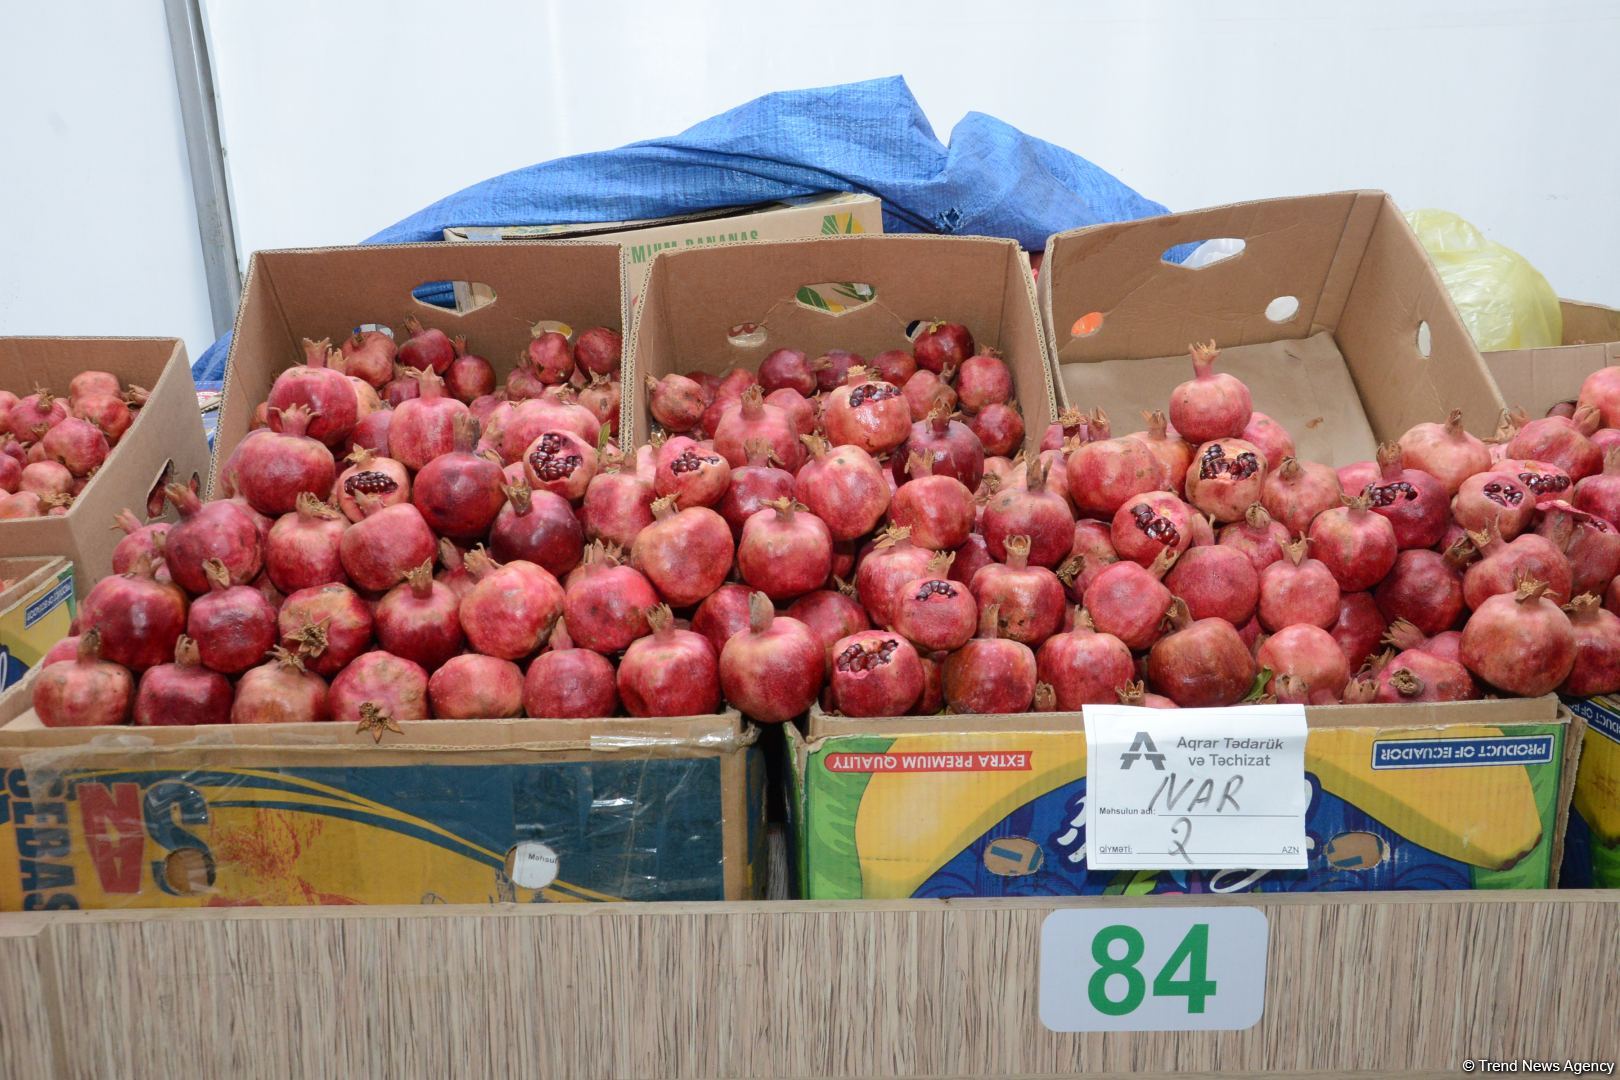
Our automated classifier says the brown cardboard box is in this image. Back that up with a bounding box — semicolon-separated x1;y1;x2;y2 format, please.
211;240;625;488
0;557;75;692
625;234;1055;449
1038;191;1506;466
0;338;210;591
1484;298;1620;417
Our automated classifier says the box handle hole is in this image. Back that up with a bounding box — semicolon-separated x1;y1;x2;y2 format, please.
728;323;768;348
162;847;215;895
1265;295;1300;323
1070;311;1105;338
410;281;497;315
795;282;876;315
1415;321;1432;359
1165;238;1247;267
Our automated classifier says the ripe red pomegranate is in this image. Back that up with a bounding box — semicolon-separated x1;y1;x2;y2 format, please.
1574;446;1620;525
1373;545;1467;636
19;459;71;496
1216;503;1291;574
626;495;732;607
1452;470;1535;536
1366;443;1448;550
1035;610;1133;708
578;456;653;552
1561;594;1620;695
111;509;170;576
573;326;622;377
561;542;658;653
956;349;1013;412
1258;538;1342;631
1040;407;1089;453
8;389;66;443
0;491;41;519
375;560;466;671
500;395;600;460
902;366;958;421
787;582;870;669
968;403;1024;458
891;552;976;652
1241;412;1295;473
1370;645;1477;703
1382;618;1466;665
1398;409;1492;495
277;583;373;676
443;336;496;404
481;480;580;577
1257;623;1349;702
71;392;134;444
347;376;383;422
162;482;262;592
412;414;505;537
40;417;108;477
895;403;985;491
763;387;816;438
1307;493;1398;592
718;593;824;724
1147;597;1257;707
1059;519;1118;595
1169;340;1252;443
68;370;119;401
264;493;346;594
1123;410;1192;487
337;497;436;594
336;447;410;522
1083;551;1175;650
436;539;475;600
1464;521;1573;608
398;316;455;375
33;629;132;727
523;619;618;718
890;452;975;550
823;369;911;455
1592;428;1620;457
132;636;231;726
1578;363;1620;427
1166;544;1260;626
1111;491;1194;567
231;647;330;724
391;368;470;471
653;435;730;509
645;373;707;433
329;650;430;730
794;436;891;540
1256;457;1338;536
912;322;973;375
347;407;394;457
458;549;564;660
854;525;934;628
340;329;397;388
1117;680;1179;708
1185;437;1268;523
1537;502;1620;597
1068;409;1170;517
937;602;1034;713
1498;458;1575;508
981;456;1075;568
1461;578;1577;696
969;536;1065;647
829;630;924;716
428;654;523;719
717;440;795;537
1506;407;1602;481
230;405;337;517
758;348;815;396
714;385;803;471
737;499;833;601
868;348;916;387
617;604;720;717
266;344;359;448
0;453;20;493
691;583;757;656
186;558;277;674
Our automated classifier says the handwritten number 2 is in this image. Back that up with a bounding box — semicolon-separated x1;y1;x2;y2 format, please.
1170;817;1192;863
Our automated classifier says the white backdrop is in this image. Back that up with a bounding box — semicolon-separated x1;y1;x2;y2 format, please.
8;1;1620;363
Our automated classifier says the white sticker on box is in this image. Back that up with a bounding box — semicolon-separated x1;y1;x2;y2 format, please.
508;842;560;890
1083;704;1308;870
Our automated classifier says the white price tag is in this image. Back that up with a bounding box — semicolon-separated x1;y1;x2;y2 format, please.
507;842;560;890
1083;704;1308;870
1040;907;1268;1032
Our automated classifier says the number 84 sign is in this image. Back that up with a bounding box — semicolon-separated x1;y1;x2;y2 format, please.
1039;907;1268;1032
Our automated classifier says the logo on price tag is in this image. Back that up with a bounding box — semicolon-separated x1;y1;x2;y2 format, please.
1039;907;1268;1032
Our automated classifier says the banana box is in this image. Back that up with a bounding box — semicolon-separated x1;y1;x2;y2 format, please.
0;559;75;692
0;684;765;910
1560;696;1620;887
786;699;1580;899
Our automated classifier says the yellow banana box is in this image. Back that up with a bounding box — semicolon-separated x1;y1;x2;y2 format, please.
0;558;75;693
0;692;765;910
786;699;1579;899
1560;696;1620;887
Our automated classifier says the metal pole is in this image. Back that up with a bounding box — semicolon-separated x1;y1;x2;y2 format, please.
163;0;240;338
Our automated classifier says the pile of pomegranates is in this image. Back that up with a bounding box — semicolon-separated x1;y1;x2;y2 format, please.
35;323;1620;731
0;369;147;520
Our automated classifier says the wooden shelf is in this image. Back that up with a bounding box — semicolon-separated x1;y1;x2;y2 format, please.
2;891;1615;1077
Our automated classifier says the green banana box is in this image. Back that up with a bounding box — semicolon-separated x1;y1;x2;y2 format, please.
0;558;75;693
786;699;1580;899
0;692;765;910
1560;696;1620;888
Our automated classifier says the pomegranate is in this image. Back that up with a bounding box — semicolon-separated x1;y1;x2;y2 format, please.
1041;408;1089;452
1068;409;1169;517
1034;609;1133;709
830;630;924;716
1452;470;1535;537
578;456;653;552
18;460;71;497
868;348;916;387
1168;340;1252;442
500;395;599;460
891;552;976;652
1578;363;1620;427
1499;459;1575;508
232;405;337;517
981;455;1074;568
576;376;620;435
1216;503;1291;574
436;539;475;600
524;619;619;718
231;647;330;724
398;316;455;375
428;654;523;719
1464;520;1573;608
653;435;730;509
1258;624;1349;700
454;548;561;659
1461;578;1577;696
1147;597;1257;707
265;343;358;448
1307;492;1398;592
936;602;1033;713
968;536;1065;647
764;388;816;438
902;365;958;420
758;348;815;396
1127;409;1195;488
822;369;910;455
1561;594;1620;695
626;495;732;607
329;650;430;731
1371;645;1477;703
1574;446;1620;525
374;560;466;671
1185;437;1268;523
0;491;41;518
912;322;973;375
185;558;276;674
1241;411;1295;473
570;326;621;378
1117;680;1179;708
482;480;580;577
1058;519;1118;600
277;584;374;676
390;368;469;471
1259;456;1342;536
111;508;170;576
347;407;394;457
264;492;346;593
68;370;120;401
336;447;410;522
968;402;1024;457
692;583;757;656
1382;618;1466;665
1165;544;1259;626
0;453;19;492
134;636;231;726
787;581;870;669
335;496;435;593
347;376;383;421
40;417;108;477
854;525;934;628
794;436;890;540
71;392;134;444
955;349;1012;412
1111;491;1195;567
162;481;262;588
1506;407;1602;480
33;629;132;727
339;329;396;388
895;403;985;491
439;336;495;405
890;452;975;550
1374;545;1467;636
1258;538;1341;632
737;499;833;601
645;373;707;433
561;542;658;653
714;385;803;471
8;389;66;443
717;440;795;537
1398;409;1492;494
718;593;823;724
1593;428;1620;457
1083;551;1175;651
412;414;505;537
1363;442;1448;550
617;604;720;717
1537;502;1620;597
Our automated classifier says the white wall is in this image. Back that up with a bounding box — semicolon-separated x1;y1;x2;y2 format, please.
0;1;217;363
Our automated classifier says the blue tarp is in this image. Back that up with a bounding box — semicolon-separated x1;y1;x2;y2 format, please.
193;76;1166;385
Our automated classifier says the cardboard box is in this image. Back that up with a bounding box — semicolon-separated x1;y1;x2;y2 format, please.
212;240;625;489
1559;695;1620;888
1484;298;1620;417
1038;191;1506;465
0;678;766;909
786;699;1580;899
0;559;74;693
443;193;883;317
626;234;1055;449
0;338;211;590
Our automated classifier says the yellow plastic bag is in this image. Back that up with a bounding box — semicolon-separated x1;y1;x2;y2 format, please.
1407;208;1562;350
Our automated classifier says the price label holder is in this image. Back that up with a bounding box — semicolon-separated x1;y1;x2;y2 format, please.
1082;703;1309;871
1039;907;1268;1032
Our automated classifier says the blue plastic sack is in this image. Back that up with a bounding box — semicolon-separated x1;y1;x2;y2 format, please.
194;76;1166;384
